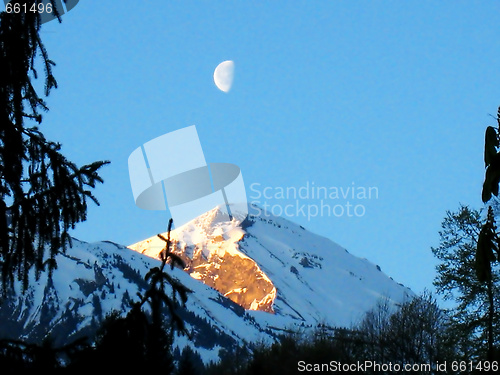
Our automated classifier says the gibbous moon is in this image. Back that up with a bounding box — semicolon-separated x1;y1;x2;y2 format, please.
213;60;235;93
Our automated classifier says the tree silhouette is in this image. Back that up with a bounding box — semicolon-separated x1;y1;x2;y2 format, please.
0;1;108;292
175;346;205;375
87;219;191;372
433;205;500;360
479;106;500;359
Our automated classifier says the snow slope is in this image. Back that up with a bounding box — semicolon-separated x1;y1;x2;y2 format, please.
0;205;412;363
0;239;271;361
130;205;413;329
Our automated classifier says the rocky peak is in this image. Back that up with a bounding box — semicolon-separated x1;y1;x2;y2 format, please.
129;207;277;312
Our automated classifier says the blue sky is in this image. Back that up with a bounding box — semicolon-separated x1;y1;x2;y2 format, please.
38;1;500;296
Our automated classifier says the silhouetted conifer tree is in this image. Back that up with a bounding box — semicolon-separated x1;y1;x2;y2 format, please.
479;106;500;360
433;205;500;360
85;219;190;373
0;1;109;293
175;346;205;375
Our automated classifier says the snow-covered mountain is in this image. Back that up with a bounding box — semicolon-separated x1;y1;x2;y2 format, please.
0;238;268;362
0;205;412;362
130;205;412;330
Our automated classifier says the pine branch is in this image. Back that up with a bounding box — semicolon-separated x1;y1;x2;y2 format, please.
0;4;109;292
133;219;192;338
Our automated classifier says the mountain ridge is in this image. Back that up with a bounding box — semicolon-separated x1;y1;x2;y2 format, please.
0;205;413;363
130;205;412;327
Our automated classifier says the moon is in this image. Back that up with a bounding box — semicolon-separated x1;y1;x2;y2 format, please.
213;60;235;93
